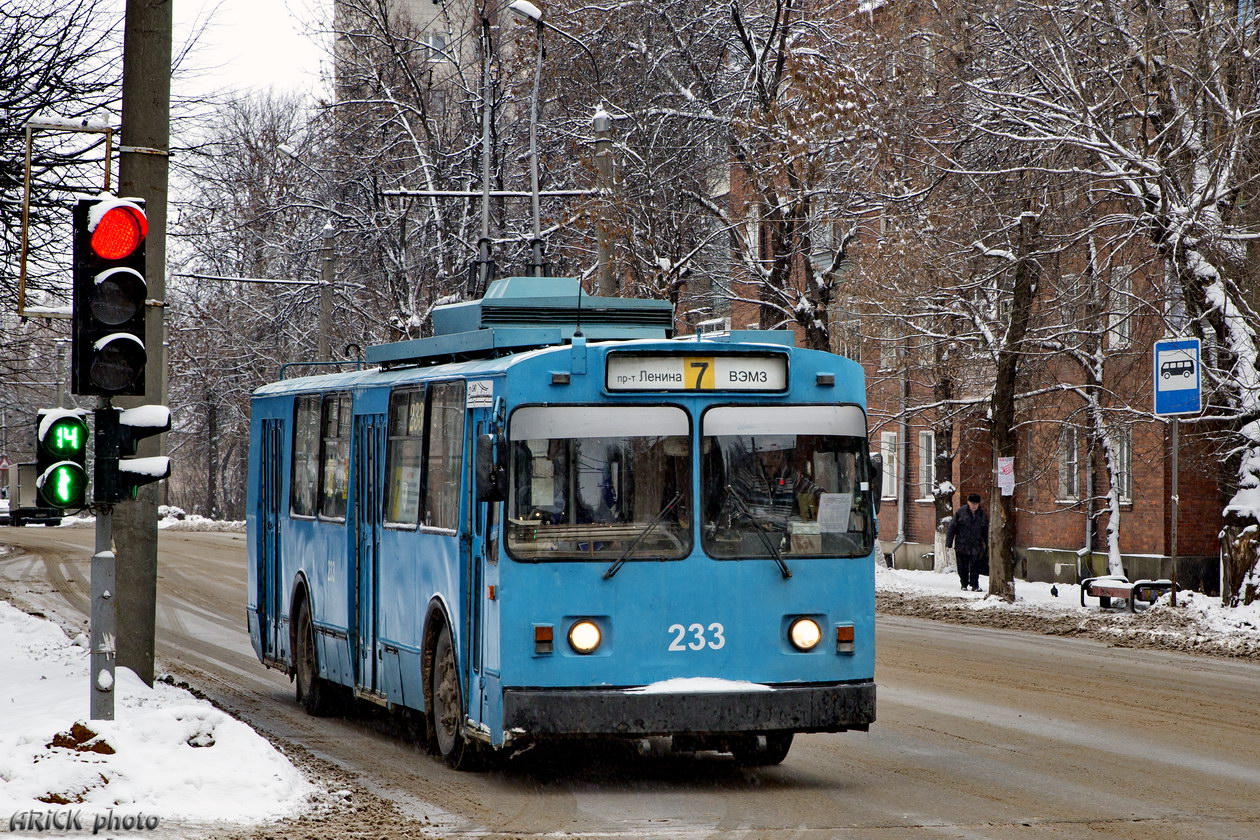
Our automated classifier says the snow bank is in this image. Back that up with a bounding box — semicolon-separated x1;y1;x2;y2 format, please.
875;561;1260;657
0;601;311;824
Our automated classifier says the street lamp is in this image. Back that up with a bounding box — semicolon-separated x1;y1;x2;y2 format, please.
509;0;602;277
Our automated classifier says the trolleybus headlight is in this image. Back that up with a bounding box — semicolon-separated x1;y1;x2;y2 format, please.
568;619;602;654
788;617;822;651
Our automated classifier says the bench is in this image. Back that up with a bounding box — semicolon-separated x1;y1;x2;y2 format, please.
1080;576;1176;612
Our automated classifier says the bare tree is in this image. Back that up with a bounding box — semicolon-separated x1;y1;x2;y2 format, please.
950;0;1260;604
0;0;121;310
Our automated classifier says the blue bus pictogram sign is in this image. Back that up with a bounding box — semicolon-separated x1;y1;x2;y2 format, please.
1153;337;1201;416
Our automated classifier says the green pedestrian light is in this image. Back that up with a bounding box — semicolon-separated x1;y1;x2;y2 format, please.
36;410;90;510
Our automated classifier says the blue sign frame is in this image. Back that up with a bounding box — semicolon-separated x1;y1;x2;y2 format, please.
1153;337;1201;416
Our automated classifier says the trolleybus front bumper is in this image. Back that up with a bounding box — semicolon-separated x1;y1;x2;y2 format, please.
503;679;875;736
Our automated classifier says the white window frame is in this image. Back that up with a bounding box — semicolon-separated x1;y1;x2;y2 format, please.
1108;267;1133;349
422;31;449;61
1057;426;1079;501
878;322;897;370
880;431;900;500
917;430;936;501
1111;425;1132;503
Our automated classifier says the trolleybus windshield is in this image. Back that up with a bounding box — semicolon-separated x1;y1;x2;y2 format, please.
506;405;692;561
701;405;874;560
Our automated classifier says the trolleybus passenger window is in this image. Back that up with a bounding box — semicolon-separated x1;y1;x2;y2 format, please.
319;394;352;521
290;395;320;517
424;382;466;530
384;387;425;527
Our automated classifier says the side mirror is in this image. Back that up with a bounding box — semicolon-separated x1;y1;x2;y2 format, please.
869;453;883;516
476;433;507;502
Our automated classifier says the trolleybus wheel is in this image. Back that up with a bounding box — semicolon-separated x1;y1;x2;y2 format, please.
731;732;793;766
430;624;483;770
295;599;335;717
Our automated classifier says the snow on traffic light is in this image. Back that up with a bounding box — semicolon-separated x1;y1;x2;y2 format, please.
94;404;171;504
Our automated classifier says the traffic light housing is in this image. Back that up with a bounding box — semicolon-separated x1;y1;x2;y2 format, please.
36;409;90;509
94;405;171;504
72;196;149;396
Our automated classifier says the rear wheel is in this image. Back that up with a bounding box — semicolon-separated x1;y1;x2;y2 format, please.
731;732;793;766
430;624;484;770
294;599;336;716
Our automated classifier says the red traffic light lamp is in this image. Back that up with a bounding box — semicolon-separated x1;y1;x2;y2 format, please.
90;203;148;260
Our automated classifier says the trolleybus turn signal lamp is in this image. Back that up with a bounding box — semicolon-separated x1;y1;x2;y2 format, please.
567;620;602;654
72;196;150;396
533;625;554;655
788;617;822;651
35;409;89;509
835;624;856;655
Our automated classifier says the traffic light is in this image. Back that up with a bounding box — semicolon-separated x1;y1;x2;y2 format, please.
36;409;90;509
94;405;171;504
72;195;149;396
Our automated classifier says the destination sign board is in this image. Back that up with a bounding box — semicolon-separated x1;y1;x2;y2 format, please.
606;354;787;391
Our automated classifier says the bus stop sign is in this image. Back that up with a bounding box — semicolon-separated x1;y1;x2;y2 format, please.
1153;337;1201;416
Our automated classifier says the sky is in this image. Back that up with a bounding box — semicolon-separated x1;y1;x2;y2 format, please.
173;0;327;99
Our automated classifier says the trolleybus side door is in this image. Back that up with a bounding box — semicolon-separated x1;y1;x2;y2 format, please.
469;409;502;727
258;417;284;660
352;413;386;694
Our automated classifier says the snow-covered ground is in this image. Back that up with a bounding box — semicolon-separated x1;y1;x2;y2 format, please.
49;507;247;533
877;563;1260;658
0;600;312;836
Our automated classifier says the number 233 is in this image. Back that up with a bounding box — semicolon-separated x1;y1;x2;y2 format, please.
667;622;726;651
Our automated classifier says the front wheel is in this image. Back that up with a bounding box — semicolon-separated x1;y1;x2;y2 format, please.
429;624;484;770
731;732;793;766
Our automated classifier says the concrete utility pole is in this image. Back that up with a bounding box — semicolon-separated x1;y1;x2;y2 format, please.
114;0;171;686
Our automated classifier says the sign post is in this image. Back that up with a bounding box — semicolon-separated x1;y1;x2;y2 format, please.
1153;337;1202;607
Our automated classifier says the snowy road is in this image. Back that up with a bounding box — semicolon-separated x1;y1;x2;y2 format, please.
2;527;1258;840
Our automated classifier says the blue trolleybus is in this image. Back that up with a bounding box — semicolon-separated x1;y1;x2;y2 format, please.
247;276;878;768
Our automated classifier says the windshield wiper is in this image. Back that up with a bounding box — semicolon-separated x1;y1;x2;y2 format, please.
724;485;792;579
603;492;682;580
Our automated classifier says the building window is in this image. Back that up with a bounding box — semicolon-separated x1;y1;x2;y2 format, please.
878;322;898;370
833;307;862;363
880;431;899;500
918;430;935;500
1058;426;1079;500
422;31;448;61
1111;425;1132;503
1108;267;1133;349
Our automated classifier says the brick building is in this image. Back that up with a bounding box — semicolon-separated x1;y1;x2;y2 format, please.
712;7;1227;593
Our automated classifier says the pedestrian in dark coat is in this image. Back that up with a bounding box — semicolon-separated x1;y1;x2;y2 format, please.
946;493;989;592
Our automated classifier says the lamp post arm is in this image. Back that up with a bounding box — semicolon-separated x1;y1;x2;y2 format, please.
540;20;601;86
